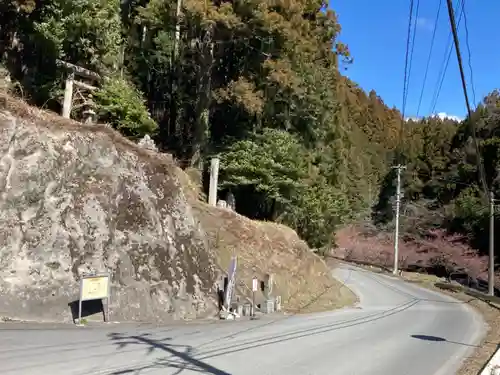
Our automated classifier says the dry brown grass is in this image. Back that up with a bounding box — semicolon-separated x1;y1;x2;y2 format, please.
1;89;355;315
192;201;357;313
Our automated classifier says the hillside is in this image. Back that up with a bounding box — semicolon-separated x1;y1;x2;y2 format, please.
193;201;355;312
2;0;497;301
337;92;500;288
1;0;403;252
0;95;218;322
0;92;355;322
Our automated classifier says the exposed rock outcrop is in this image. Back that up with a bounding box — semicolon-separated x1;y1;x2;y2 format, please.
0;109;217;323
0;93;356;323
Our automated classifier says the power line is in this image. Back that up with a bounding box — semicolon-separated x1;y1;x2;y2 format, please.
399;0;415;162
428;46;453;116
416;0;442;118
401;0;415;125
445;0;488;196
428;0;464;116
404;0;421;109
461;0;477;107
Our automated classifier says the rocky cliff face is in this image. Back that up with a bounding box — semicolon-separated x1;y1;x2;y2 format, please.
0;107;218;323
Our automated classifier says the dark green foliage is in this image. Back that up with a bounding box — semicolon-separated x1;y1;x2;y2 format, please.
94;77;157;138
4;0;498;255
369;91;500;259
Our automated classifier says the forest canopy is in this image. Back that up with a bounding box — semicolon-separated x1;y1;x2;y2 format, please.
1;0;499;259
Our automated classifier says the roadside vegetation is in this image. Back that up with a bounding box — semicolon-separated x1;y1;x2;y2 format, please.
1;0;499;288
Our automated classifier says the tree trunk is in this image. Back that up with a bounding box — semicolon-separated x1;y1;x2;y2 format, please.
190;24;214;170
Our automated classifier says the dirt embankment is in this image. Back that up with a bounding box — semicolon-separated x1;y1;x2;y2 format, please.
192;202;356;313
0;92;354;322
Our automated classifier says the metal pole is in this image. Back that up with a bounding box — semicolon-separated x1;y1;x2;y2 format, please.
489;191;495;296
252;289;255;318
77;276;83;324
105;297;110;323
78;298;82;324
393;165;405;275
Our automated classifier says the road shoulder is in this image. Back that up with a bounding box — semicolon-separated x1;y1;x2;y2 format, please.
439;292;499;375
343;261;500;375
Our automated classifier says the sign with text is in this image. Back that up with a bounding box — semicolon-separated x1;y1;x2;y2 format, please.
80;275;110;301
77;272;111;325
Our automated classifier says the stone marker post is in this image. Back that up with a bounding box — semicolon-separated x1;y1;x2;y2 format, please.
263;273;273;300
208;157;219;207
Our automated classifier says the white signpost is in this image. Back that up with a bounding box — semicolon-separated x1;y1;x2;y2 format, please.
252;277;258;318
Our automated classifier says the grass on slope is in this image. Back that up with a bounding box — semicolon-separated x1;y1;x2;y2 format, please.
192;201;357;313
0;87;356;316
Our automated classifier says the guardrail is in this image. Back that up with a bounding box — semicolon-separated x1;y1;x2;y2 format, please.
329;255;500;298
327;255;393;273
434;281;500;305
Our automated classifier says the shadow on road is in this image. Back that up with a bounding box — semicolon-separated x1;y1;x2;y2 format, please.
108;332;232;375
196;271;352;352
107;299;418;374
411;334;479;348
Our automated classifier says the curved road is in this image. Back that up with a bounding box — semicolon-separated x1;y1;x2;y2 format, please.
1;265;486;375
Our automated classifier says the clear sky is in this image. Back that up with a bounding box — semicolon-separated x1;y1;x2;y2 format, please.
331;0;500;120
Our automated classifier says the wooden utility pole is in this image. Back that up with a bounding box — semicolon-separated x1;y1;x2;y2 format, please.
393;164;406;275
489;191;496;296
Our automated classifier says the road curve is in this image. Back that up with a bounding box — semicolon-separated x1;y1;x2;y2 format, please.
1;265;487;375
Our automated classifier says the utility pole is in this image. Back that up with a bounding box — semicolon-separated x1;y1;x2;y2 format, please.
489;191;496;296
393;164;406;275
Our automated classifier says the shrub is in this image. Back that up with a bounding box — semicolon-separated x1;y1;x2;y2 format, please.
94;77;157;139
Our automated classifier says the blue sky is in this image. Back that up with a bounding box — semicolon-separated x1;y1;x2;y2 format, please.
332;0;500;120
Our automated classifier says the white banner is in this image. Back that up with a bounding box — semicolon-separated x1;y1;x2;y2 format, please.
224;256;237;310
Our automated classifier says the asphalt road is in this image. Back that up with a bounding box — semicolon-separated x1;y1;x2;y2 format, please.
1;265;486;375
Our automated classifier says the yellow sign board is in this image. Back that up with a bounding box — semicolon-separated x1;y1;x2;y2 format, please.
80;275;109;301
